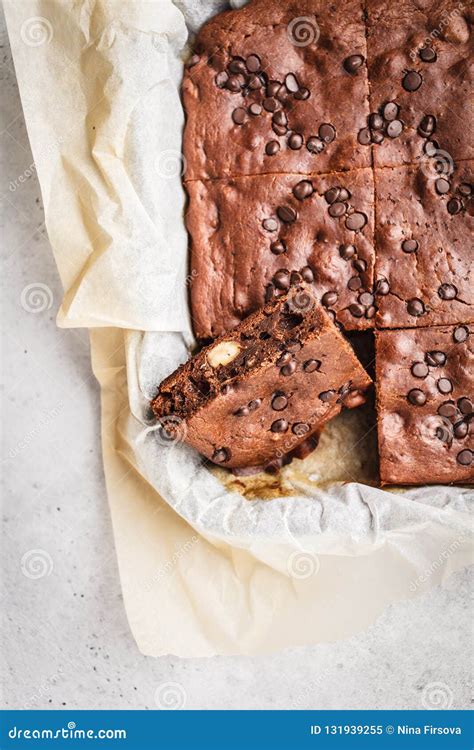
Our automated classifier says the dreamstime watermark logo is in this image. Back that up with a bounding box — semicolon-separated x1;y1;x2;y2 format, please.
155;415;188;447
20;16;53;47
286;286;317;315
155;150;187;179
9;403;64;459
154;682;187;710
409;3;466;60
421;682;454;709
409;533;465;592
287;16;320;47
418;148;455;181
20;549;53;580
144;535;199;592
20;282;53;313
287;550;320;579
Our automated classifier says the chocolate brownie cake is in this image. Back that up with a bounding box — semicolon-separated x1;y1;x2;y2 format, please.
183;0;371;180
152;286;372;471
187;169;375;340
374;161;473;329
365;0;473;169
376;324;473;485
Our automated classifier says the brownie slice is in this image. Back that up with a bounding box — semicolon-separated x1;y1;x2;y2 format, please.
187;168;375;340
374;161;473;329
152;286;372;472
376;324;473;485
182;0;371;180
365;0;473;169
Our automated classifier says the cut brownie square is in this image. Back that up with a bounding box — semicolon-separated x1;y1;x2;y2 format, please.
374;161;473;329
186;168;375;340
365;0;473;168
183;0;371;180
152;285;372;472
376;324;473;485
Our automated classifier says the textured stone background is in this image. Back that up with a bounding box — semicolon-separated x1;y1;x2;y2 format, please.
0;7;472;711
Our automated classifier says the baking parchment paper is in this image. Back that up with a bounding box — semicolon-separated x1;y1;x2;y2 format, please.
5;0;473;657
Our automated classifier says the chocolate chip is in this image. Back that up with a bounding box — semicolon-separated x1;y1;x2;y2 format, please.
272;393;288;411
271;419;288;433
436;424;452;443
265;140;280;156
403;70;422;92
215;71;228;87
249;103;262;116
419;46;437;62
248;399;261;411
301;266;314;282
246;54;261;72
348;303;365;317
338;188;351;201
343;54;364;74
408;388;427;406
285;73;299;93
292;422;310;436
457;449;473;466
458;398;473;415
359;291;374;306
322;291;338;307
435;178;450;195
294;87;310;100
306;136;324;154
348;276;362;291
453;325;469;343
213;448;230;463
234;405;250;417
458;183;472;196
369;113;384;130
437;378;453;394
319;390;335;402
438;283;457;300
248;74;262;90
319;123;336;143
383;101;399;121
454;421;469;439
411;361;429;378
424;139;439;157
288;133;303;150
272;122;287;136
371;131;384;145
271;240;286;255
277;351;292;366
228;58;247;74
339;244;355;260
232;107;247;125
407;298;425;317
353;258;367;273
425;350;446;367
266;80;281;97
438;402;458;419
263;97;278;112
447;197;463;214
280;360;297;376
402;239;418;253
345;212;367;231
328;202;347;218
418;114;436;137
324;187;341;204
274;269;291;290
272;110;288;127
262;217;278;231
277;206;297;223
293;180;314;200
376;278;390;295
358;128;372;145
303;359;321;373
290;271;303;285
386;119;403;138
